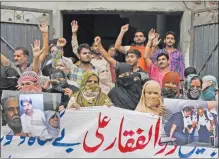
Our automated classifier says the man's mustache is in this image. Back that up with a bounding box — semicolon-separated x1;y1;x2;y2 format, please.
12;115;21;120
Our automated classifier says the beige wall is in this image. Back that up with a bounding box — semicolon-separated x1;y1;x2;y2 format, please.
2;1;218;67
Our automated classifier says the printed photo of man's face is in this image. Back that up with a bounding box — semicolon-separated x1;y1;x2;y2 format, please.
22;101;33;115
4;97;22;131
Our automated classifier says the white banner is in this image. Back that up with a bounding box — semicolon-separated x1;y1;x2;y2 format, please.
1;106;218;158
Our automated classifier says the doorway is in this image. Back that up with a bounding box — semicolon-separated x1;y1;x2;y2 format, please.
62;11;183;62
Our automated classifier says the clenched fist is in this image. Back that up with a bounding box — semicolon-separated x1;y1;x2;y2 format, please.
121;24;129;33
57;38;67;48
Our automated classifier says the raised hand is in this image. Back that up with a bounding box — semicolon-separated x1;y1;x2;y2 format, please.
152;33;161;47
121;24;129;33
38;19;48;33
148;28;156;40
71;20;79;33
57;38;67;48
94;36;101;46
31;40;44;57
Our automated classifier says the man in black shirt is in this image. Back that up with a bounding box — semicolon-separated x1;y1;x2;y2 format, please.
164;106;194;145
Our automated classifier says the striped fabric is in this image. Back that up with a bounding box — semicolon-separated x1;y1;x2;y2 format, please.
151;48;185;80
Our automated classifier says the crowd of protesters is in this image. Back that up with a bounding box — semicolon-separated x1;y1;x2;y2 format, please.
1;19;218;145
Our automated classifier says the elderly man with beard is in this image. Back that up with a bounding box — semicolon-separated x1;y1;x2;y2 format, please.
20;97;48;137
2;96;27;136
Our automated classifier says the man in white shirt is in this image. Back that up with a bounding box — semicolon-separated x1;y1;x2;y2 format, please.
193;107;215;143
20;97;48;137
90;41;112;83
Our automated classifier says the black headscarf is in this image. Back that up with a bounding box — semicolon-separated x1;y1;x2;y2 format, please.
0;66;19;99
115;62;133;79
108;63;142;110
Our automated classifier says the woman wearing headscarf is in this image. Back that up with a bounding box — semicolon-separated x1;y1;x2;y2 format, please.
161;72;180;98
43;110;60;138
108;63;142;110
183;74;202;100
17;71;42;93
200;75;218;101
98;67;114;94
0;66;20;98
135;80;165;116
67;72;112;108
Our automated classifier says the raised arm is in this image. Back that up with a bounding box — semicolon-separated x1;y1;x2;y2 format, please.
151;33;161;57
38;19;49;65
95;36;117;68
115;24;129;54
0;54;10;66
51;38;67;68
144;29;161;68
31;40;44;74
71;20;79;59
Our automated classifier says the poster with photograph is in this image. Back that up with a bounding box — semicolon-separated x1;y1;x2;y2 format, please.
160;98;218;148
1;90;62;138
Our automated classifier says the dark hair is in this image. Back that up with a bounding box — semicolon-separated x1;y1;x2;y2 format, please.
50;69;66;79
156;53;169;61
184;67;197;78
126;49;141;58
182;106;194;112
134;30;145;37
20;97;32;107
14;47;29;57
108;44;115;51
42;64;55;77
49;38;58;46
191;76;202;86
184;75;202;90
77;43;91;54
165;31;176;39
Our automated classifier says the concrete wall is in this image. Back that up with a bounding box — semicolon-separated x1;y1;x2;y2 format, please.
179;10;192;67
2;1;187;38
